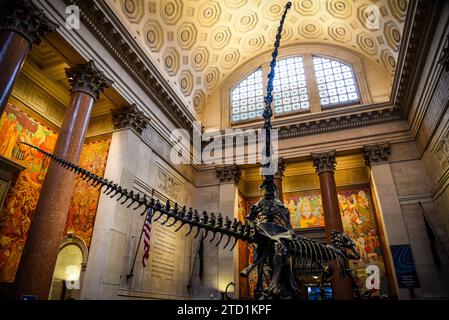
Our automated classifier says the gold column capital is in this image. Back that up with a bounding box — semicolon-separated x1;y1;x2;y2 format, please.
311;150;337;174
65;61;114;101
0;0;59;46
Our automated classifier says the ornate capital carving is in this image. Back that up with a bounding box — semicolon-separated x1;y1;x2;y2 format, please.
274;157;286;178
0;0;59;46
65;61;114;101
112;104;151;136
311;150;337;174
216;165;241;184
363;143;391;166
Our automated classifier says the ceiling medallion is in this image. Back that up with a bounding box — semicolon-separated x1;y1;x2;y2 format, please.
124;0;135;13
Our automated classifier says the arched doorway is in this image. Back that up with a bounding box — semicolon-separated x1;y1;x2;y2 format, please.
49;236;88;300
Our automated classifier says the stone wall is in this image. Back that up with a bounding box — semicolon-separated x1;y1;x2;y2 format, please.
80;127;198;299
387;142;449;299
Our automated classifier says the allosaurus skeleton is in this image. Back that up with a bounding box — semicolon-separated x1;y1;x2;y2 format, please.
21;2;360;299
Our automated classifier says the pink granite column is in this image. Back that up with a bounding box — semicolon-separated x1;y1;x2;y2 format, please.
312;150;354;300
13;61;113;300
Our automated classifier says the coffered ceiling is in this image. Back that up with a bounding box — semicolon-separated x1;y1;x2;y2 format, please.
105;0;408;114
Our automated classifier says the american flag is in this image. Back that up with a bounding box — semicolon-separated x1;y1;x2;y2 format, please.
142;208;153;267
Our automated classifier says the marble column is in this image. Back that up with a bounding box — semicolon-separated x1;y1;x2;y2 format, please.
215;165;241;299
14;61;113;300
311;150;354;300
363;143;407;299
0;0;58;115
273;158;286;202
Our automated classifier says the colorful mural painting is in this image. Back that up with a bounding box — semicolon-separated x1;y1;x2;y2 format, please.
64;139;110;247
284;191;325;229
239;195;263;299
338;186;388;297
237;193;249;299
0;103;110;283
0;103;57;283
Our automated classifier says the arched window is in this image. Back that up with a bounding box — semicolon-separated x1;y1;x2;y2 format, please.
231;68;264;122
229;53;362;124
312;56;359;107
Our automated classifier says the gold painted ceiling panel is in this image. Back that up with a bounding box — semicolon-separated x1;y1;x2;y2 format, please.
106;0;408;113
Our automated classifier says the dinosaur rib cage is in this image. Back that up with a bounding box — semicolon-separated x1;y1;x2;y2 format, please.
286;237;347;275
22;142;255;250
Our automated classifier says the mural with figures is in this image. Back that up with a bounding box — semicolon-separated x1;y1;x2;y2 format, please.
0;103;110;283
338;187;387;297
239;196;260;299
284;191;325;229
239;186;388;298
0;103;57;283
237;193;248;299
64;140;110;247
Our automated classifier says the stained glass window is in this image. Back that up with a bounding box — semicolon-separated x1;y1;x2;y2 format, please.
312;56;359;107
231;68;264;122
273;56;310;114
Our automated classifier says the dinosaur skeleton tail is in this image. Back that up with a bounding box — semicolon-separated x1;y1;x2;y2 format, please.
22;142;255;249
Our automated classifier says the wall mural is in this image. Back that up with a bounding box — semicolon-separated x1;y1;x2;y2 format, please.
284;191;325;229
0;103;57;283
237;193;248;299
64;139;110;247
0;103;110;283
238;194;258;299
239;185;388;298
338;187;388;297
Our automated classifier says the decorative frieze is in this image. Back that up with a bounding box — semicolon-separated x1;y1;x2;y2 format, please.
278;107;402;139
0;0;59;46
216;164;242;184
311;150;337;174
363;143;391;166
395;0;443;113
65;61;113;101
112;104;151;136
156;165;183;203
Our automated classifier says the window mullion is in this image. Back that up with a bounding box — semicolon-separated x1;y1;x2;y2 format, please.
304;53;321;113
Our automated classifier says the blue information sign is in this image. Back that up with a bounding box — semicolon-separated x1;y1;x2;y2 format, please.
390;244;420;289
